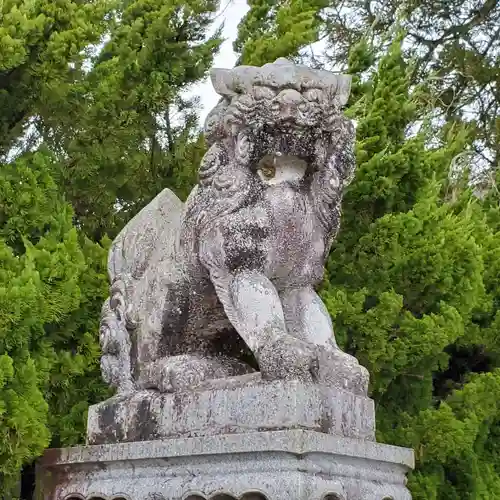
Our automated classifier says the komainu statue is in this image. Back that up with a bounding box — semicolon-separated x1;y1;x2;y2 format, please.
99;58;369;397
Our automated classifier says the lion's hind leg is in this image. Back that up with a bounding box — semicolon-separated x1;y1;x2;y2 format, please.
137;354;254;392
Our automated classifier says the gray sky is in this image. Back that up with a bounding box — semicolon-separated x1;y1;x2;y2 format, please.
187;0;249;124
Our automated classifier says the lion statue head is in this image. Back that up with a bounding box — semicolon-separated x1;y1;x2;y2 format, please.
182;58;357;251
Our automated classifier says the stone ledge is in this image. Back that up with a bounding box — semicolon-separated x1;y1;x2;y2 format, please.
38;430;414;500
86;380;376;445
43;430;414;469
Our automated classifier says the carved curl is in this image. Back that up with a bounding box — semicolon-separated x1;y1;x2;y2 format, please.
99;294;135;394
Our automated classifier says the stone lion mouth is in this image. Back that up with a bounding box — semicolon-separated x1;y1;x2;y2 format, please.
256;153;309;184
252;123;320;163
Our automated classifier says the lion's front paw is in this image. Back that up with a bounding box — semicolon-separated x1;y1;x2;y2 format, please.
138;356;208;393
258;335;319;382
316;346;370;396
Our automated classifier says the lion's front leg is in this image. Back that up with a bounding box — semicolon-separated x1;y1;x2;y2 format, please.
198;213;320;382
281;286;369;395
280;286;338;350
226;270;286;353
205;264;319;381
229;271;321;381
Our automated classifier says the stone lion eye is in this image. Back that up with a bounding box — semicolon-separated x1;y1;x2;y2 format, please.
304;88;322;102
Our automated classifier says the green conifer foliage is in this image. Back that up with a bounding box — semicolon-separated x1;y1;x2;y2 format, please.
1;0;223;491
320;37;500;499
42;0;222;239
321;0;500;171
0;0;109;158
0;151;107;493
234;0;328;65
0;1;113;492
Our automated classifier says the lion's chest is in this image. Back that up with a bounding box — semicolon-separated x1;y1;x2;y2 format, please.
262;185;326;287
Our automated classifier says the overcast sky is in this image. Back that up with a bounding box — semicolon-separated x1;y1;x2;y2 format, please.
187;0;250;124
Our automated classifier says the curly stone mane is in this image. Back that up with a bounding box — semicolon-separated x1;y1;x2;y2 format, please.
182;60;356;250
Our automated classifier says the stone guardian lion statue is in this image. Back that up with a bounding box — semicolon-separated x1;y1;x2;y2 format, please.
99;58;369;397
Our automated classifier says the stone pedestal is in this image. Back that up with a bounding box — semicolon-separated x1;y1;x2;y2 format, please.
37;430;413;500
37;381;414;500
86;379;376;445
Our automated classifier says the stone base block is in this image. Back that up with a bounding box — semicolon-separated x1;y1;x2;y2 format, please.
86;379;375;445
37;430;414;500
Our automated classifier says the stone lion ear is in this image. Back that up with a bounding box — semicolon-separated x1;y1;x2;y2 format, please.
211;69;237;98
326;75;352;107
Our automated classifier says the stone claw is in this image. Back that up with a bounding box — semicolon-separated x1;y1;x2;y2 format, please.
315;346;370;396
258;335;319;382
257;337;369;395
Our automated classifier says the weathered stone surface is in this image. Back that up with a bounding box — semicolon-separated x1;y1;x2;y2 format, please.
39;58;415;500
98;57;368;398
99;187;184;393
86;379;376;445
38;430;413;500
